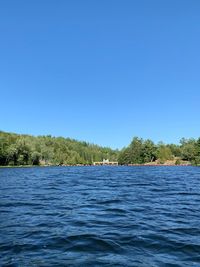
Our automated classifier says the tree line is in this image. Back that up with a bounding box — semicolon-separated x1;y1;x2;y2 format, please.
0;131;200;166
118;137;200;165
0;131;118;166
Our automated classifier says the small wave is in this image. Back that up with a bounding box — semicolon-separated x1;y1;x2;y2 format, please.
104;208;127;214
44;234;122;253
96;199;122;205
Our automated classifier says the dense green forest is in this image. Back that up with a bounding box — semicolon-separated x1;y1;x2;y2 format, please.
0;131;118;166
118;137;200;165
0;131;200;166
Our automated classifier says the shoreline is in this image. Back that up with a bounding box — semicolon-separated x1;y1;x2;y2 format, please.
0;164;194;168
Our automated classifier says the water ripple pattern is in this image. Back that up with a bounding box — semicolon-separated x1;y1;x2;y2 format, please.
1;166;200;266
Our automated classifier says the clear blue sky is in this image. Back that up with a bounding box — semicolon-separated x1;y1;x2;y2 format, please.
0;0;200;149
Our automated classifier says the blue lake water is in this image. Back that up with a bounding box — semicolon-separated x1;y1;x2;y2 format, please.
1;166;200;266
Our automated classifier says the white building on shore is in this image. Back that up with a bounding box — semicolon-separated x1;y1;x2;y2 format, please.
93;159;118;166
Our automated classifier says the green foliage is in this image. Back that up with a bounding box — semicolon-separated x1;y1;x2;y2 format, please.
0;131;118;166
180;138;196;161
156;143;173;162
167;144;181;157
193;138;200;165
119;136;200;165
31;151;41;165
175;159;181;165
142;139;157;163
1;131;200;166
118;137;157;164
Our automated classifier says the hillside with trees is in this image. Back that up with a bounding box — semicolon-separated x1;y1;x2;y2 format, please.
0;131;118;166
0;131;200;166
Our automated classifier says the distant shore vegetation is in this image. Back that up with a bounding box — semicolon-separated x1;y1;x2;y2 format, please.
0;131;200;166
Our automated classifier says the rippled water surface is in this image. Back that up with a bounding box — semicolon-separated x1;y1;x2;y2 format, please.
1;166;200;266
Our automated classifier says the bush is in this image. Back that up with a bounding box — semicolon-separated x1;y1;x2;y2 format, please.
175;159;181;165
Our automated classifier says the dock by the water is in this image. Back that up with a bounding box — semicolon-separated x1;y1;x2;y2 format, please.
93;159;118;166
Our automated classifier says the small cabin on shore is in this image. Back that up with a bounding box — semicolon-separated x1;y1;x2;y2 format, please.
93;159;118;166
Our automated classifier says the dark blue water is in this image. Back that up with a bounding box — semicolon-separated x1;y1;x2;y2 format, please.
1;166;200;266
